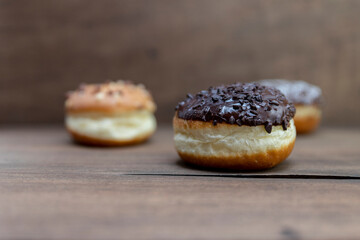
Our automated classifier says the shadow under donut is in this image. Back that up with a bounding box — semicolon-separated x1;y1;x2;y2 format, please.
175;157;293;174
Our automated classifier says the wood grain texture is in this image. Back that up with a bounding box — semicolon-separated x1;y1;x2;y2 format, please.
1;126;360;239
1;175;360;239
1;0;360;125
0;126;359;178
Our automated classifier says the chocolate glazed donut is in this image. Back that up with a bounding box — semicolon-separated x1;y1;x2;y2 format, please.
173;83;296;170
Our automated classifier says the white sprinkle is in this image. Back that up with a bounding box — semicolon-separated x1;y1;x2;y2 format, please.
95;92;105;100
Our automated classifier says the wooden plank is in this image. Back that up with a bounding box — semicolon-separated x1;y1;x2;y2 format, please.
0;126;359;178
0;174;359;240
1;0;360;125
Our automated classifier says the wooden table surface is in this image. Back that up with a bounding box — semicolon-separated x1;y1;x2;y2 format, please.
1;126;360;240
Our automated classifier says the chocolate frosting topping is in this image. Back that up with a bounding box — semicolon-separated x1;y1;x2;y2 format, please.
259;79;322;105
175;83;296;133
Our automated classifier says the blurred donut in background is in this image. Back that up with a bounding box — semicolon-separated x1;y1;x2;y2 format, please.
65;81;156;146
259;79;322;134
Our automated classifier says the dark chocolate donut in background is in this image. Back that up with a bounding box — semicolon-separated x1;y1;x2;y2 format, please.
173;82;296;170
259;79;322;134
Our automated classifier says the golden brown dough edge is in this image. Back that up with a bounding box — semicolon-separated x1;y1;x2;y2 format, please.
294;114;321;134
177;139;295;170
67;128;154;146
173;115;296;170
173;115;241;130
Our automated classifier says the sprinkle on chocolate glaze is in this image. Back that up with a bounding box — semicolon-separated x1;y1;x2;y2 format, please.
175;83;296;133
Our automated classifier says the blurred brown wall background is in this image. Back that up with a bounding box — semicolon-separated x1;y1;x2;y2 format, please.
1;0;359;125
